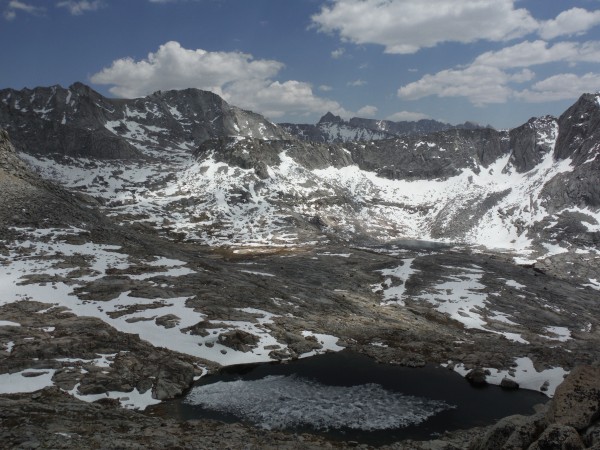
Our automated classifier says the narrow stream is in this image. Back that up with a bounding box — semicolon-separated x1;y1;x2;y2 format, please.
162;351;547;446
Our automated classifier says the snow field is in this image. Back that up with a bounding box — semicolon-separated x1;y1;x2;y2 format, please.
0;227;344;408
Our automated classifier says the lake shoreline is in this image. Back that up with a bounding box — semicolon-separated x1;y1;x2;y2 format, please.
154;350;548;446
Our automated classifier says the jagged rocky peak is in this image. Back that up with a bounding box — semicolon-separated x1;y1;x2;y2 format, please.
281;112;393;143
460;121;484;130
317;111;344;124
283;111;485;144
146;87;287;141
538;93;600;211
0;82;289;160
508;115;558;173
554;92;600;164
69;81;98;95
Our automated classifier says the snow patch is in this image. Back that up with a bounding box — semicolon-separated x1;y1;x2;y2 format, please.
544;326;571;342
68;383;161;411
373;258;417;306
450;356;567;397
0;369;57;394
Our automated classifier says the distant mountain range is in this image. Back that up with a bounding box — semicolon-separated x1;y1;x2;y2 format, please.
1;83;599;256
279;111;484;143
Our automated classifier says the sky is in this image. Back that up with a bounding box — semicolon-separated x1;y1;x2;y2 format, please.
1;0;600;128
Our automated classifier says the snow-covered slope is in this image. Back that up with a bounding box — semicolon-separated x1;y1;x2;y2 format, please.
4;86;600;262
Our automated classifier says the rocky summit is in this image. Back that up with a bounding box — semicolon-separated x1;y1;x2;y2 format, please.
1;83;600;449
280;111;482;143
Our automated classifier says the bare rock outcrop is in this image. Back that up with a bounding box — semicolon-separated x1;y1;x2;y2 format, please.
469;365;600;450
546;365;600;430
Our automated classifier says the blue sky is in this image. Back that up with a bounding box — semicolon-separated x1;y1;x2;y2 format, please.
1;0;600;128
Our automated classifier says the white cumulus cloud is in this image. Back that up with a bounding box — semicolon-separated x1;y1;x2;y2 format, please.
398;65;517;106
312;0;539;54
387;111;430;121
56;1;104;15
347;79;366;87
3;1;44;20
90;41;347;120
398;39;600;105
331;48;345;59
312;1;600;56
91;41;282;97
356;105;378;117
473;40;600;69
517;73;600;102
539;8;600;40
224;78;348;119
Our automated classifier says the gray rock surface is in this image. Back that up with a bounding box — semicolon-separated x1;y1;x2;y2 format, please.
546;366;600;430
542;93;600;209
508;116;557;173
217;329;260;352
465;368;489;386
469;366;600;450
346;127;509;180
0;83;288;159
469;412;547;450
280;111;484;143
527;424;584;450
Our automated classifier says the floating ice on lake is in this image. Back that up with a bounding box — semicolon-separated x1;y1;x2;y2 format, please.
184;375;453;431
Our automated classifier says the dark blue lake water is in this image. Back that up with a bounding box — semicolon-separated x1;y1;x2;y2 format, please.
168;350;546;446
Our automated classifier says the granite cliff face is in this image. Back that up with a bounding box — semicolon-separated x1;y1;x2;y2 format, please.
0;83;288;159
346;126;509;180
540;94;600;211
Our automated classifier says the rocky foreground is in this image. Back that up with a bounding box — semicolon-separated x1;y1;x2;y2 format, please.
1;366;599;449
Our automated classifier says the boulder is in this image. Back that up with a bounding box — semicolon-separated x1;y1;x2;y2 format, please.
465;368;488;386
155;314;181;329
583;423;600;448
527;424;584;450
500;377;520;390
469;413;546;450
217;329;260;352
152;358;195;400
547;366;600;430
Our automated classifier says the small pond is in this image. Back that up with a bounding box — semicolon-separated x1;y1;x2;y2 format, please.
161;351;547;446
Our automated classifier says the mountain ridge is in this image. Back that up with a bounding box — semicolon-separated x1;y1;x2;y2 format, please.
280;111;486;143
0;82;599;257
0;83;288;159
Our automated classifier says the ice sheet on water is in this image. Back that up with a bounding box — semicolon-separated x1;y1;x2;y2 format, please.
184;375;453;431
